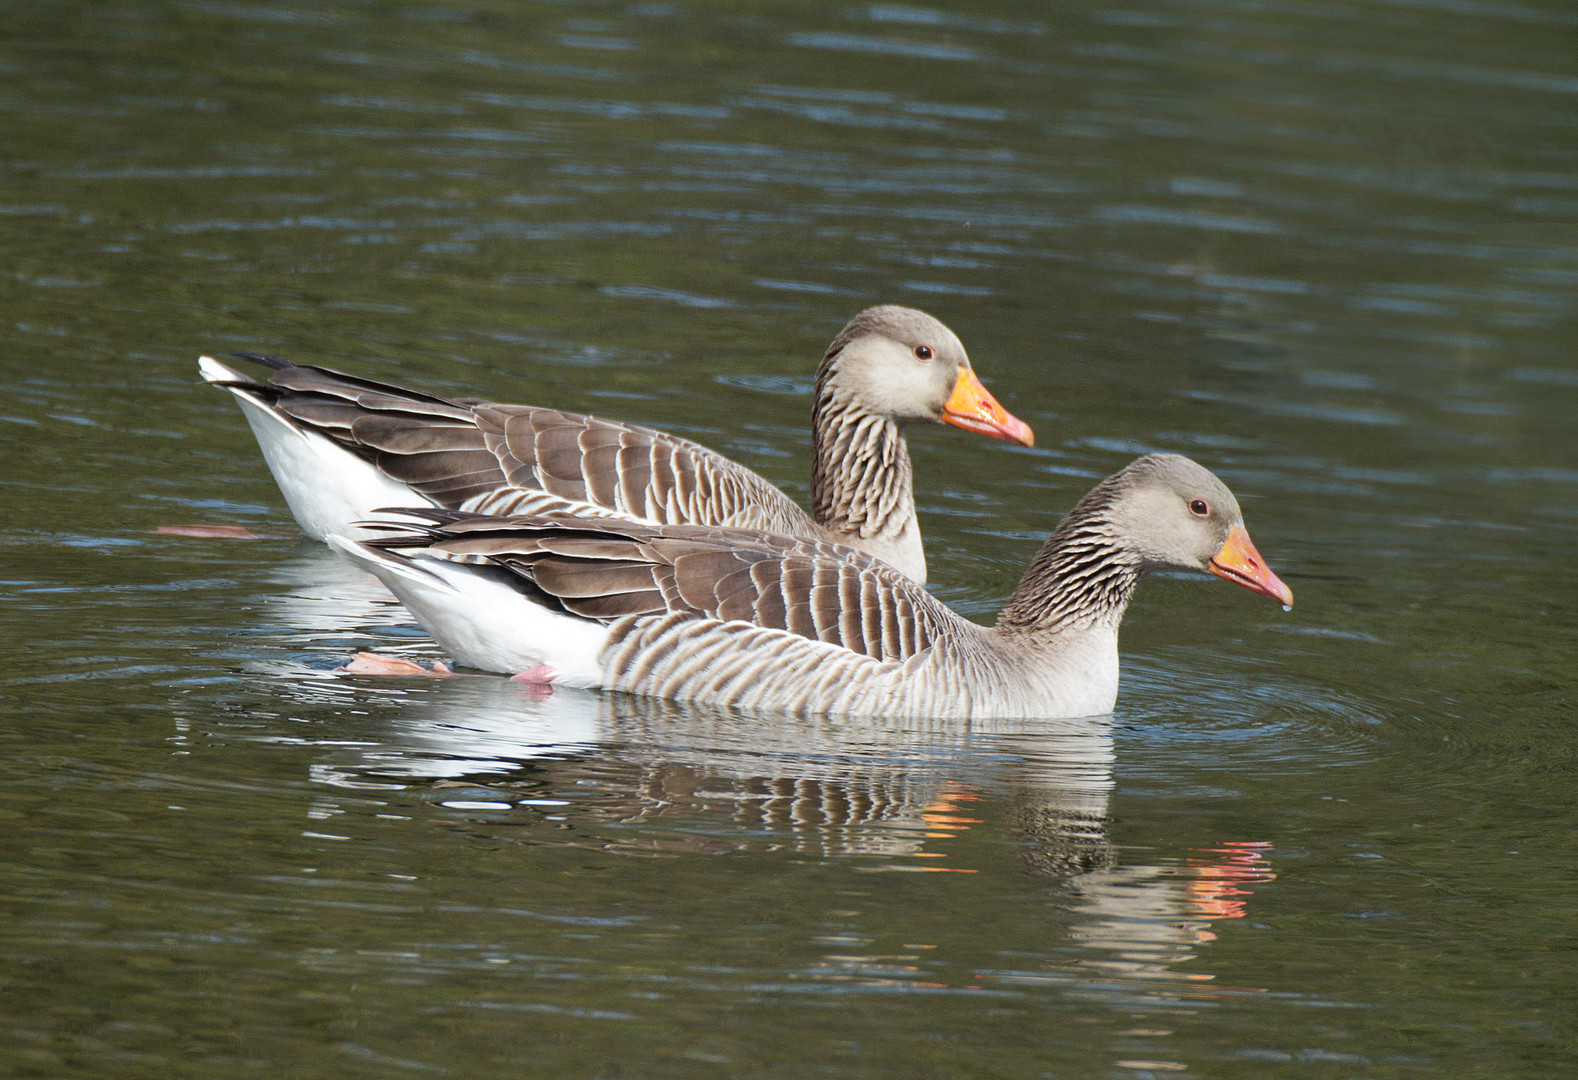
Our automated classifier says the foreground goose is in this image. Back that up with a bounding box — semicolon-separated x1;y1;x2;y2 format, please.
329;454;1293;720
199;306;1032;583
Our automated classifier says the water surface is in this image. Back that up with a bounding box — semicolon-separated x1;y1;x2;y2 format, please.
2;0;1576;1076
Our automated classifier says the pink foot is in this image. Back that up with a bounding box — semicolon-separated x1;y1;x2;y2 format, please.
510;665;557;700
338;652;455;678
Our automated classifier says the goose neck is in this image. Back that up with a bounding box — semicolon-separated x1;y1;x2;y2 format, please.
810;392;915;542
996;502;1144;638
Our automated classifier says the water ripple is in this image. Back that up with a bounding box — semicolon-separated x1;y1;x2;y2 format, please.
785;32;980;62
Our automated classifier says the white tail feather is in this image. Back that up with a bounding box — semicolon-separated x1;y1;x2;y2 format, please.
198;354;246;384
328;536;611;684
200;355;432;540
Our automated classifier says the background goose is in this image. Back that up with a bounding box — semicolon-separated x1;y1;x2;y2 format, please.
200;305;1032;583
330;454;1293;720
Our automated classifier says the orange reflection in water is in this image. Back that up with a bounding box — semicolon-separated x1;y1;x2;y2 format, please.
880;783;983;871
921;784;983;838
1183;840;1276;934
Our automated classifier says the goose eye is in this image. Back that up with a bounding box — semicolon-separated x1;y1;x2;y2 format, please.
1189;499;1210;517
913;345;933;360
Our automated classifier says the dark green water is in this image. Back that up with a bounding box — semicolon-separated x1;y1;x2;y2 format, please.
3;0;1576;1076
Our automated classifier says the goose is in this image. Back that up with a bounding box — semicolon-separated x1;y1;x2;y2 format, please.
328;453;1294;720
199;305;1032;583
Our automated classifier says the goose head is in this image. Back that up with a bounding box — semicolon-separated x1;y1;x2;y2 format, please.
817;305;1034;446
1106;454;1294;606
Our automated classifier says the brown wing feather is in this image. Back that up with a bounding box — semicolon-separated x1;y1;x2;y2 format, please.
263;364;474;421
473;403;813;535
224;358;510;503
348;415;486;455
227;355;819;537
386;514;957;662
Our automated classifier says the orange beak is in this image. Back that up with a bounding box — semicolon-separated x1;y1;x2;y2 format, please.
1208;525;1294;607
941;367;1035;447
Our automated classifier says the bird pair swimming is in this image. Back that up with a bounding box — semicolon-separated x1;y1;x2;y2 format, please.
202;305;1291;719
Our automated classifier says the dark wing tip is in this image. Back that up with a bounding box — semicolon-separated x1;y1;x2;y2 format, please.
227;351;296;371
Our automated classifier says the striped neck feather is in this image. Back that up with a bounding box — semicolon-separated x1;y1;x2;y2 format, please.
997;476;1144;636
810;390;915;542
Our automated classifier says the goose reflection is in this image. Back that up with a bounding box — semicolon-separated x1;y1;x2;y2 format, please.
240;551;425;681
1053;842;1276;996
300;675;1117;873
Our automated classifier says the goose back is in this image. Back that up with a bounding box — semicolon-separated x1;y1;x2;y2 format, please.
206;354;814;538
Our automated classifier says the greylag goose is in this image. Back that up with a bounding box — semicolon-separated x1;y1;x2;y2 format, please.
199;305;1032;583
329;454;1293;720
